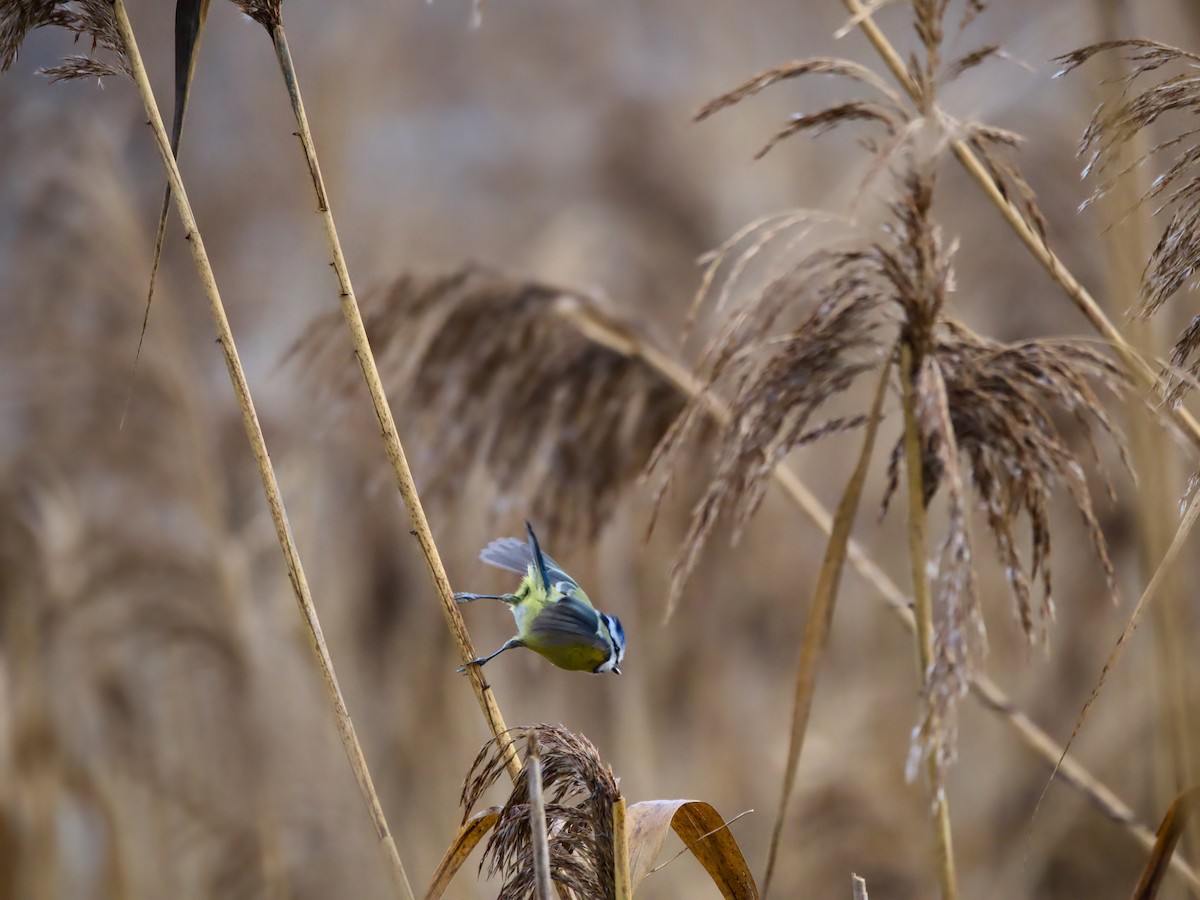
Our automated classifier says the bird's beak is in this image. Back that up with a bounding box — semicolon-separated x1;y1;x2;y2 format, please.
613;665;621;675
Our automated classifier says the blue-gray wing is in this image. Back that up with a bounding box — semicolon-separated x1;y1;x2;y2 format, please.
479;537;578;589
527;596;607;650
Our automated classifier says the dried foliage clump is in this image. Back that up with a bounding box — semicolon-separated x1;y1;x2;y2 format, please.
462;725;620;900
0;0;129;79
291;265;686;546
1059;40;1200;405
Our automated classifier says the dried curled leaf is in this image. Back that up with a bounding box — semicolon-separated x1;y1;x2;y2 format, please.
1;0;129;78
626;800;758;899
289;265;685;547
1131;786;1200;899
1058;40;1200;402
462;725;620;900
425;809;502;899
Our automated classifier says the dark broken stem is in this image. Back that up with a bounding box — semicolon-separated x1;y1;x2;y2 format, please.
264;23;519;780
109;3;414;898
120;0;211;431
899;345;958;900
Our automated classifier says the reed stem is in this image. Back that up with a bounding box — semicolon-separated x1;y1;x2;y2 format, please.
267;22;520;782
895;344;958;899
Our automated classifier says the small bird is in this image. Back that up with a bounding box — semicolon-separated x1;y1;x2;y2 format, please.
455;522;626;674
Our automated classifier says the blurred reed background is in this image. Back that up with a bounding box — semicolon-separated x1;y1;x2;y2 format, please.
2;0;1200;897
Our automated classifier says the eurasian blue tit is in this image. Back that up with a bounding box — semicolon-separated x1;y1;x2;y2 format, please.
455;522;626;675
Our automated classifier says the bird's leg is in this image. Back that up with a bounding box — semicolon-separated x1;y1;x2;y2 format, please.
457;637;524;673
454;592;518;604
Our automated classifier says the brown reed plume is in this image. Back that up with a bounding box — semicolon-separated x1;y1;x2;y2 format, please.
671;5;1134;892
292;265;686;547
1;0;128;78
461;725;620;900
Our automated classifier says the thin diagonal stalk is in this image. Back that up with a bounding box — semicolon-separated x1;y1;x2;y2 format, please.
110;4;414;898
840;0;1200;450
761;356;892;899
899;345;958;900
556;299;1200;892
265;22;520;781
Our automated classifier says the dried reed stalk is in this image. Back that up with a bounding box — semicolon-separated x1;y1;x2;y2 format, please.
613;796;632;900
261;14;519;782
526;734;554;900
840;0;1200;450
109;3;413;897
900;344;958;900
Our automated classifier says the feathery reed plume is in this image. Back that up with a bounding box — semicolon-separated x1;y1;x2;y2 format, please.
692;6;1134;884
1058;40;1200;405
922;324;1127;637
227;0;280;29
879;168;1129;789
647;243;884;617
1;0;128;78
290;265;686;547
462;725;620;900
